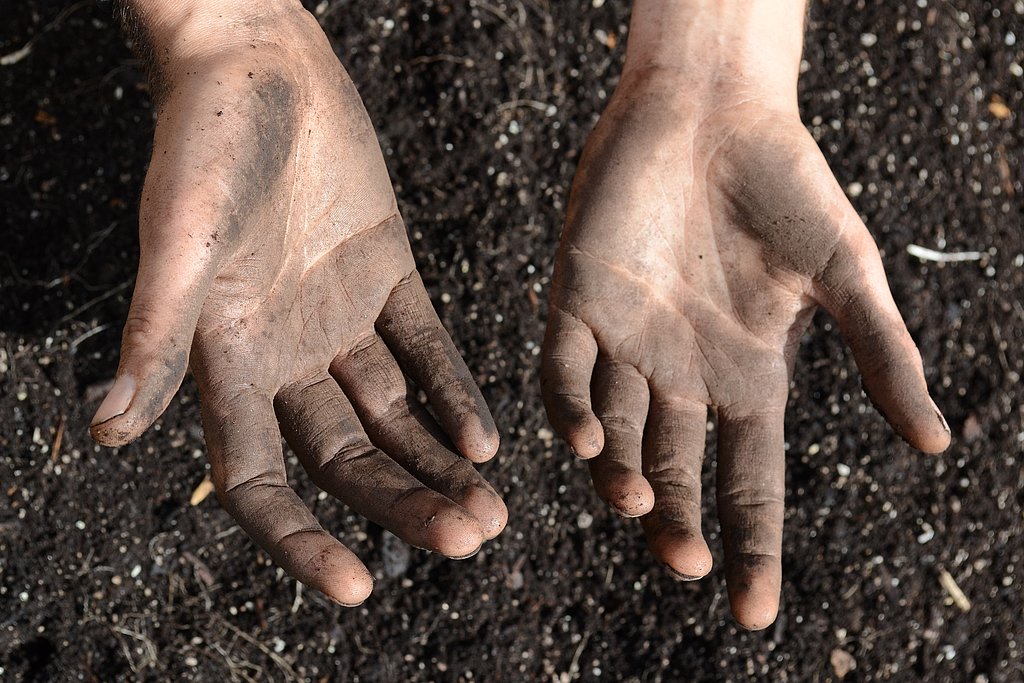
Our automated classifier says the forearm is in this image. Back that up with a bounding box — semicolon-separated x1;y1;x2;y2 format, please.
623;0;808;106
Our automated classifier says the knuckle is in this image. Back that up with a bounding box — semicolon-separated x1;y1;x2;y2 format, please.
122;306;161;346
316;439;377;481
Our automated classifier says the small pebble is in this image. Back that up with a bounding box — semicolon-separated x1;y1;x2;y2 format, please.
577;511;593;530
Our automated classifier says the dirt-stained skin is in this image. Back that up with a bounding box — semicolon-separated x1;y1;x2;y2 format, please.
89;4;505;606
541;66;950;630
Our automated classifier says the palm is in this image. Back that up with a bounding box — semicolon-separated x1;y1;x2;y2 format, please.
543;85;950;629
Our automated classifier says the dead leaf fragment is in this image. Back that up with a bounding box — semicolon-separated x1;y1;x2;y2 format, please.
190;475;215;506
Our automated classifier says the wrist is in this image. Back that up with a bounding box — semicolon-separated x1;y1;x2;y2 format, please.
120;0;307;60
621;0;807;108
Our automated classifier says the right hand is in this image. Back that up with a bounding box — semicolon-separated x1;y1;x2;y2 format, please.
90;1;506;606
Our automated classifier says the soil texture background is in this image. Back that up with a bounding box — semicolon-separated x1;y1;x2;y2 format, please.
1;1;1023;681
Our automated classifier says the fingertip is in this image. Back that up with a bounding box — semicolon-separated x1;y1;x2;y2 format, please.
459;425;501;463
89;413;142;447
329;564;375;608
914;401;951;453
594;468;654;518
647;527;713;580
89;363;186;446
432;516;485;560
913;426;951;454
732;600;780;632
89;376;142;446
409;492;486;559
292;540;374;607
458;485;508;540
568;415;605;459
879;393;952;454
726;562;782;631
90;375;135;425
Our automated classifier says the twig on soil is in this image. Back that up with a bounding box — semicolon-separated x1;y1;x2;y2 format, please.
707;590;722;620
0;0;92;66
70;324;110;354
408;54;476;68
563;632;590;682
471;0;546;92
208;639;263;683
215;526;242;540
906;244;984;262
213;615;303;682
111;625;159;672
58;277;134;325
50;415;65;462
990;321;1016;379
496;98;557;115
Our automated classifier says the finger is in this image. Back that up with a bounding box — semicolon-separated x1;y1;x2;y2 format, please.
331;334;507;539
716;407;786;631
276;376;485;559
541;307;604;458
89;231;218;447
640;397;712;580
589;359;654;517
199;387;373;606
376;272;499;463
815;230;950;453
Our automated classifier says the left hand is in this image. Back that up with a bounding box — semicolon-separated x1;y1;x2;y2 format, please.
541;66;950;629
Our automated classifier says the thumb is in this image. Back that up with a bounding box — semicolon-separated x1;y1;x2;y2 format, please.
90;226;216;447
815;228;951;454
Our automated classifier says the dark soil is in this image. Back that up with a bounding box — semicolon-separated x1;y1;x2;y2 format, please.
2;1;1023;681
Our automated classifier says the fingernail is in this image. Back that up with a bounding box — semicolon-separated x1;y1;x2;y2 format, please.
450;544;483;561
932;401;950;434
666;566;702;582
332;596;368;608
91;375;136;426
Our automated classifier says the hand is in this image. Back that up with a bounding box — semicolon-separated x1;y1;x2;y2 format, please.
541;63;950;627
90;2;506;606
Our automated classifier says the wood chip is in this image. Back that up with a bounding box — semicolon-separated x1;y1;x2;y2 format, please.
50;415;65;462
938;568;972;612
989;97;1012;120
34;110;57;126
190;476;215;506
